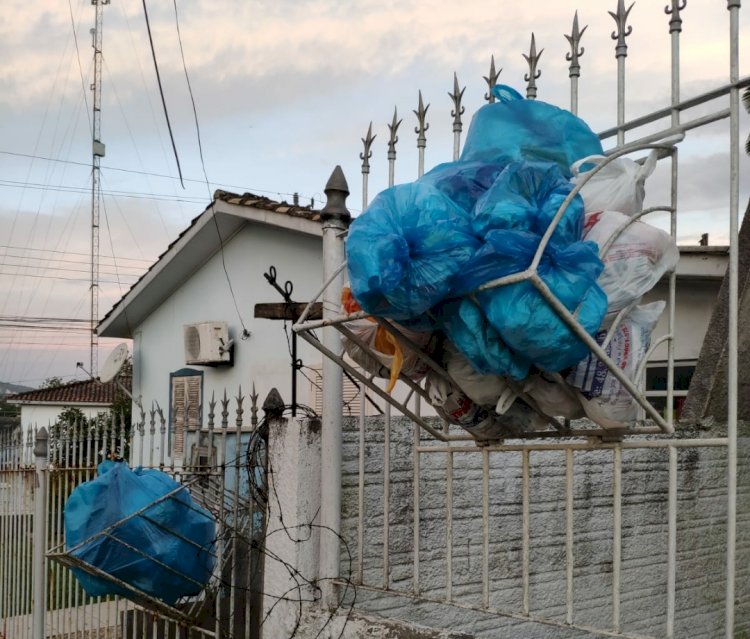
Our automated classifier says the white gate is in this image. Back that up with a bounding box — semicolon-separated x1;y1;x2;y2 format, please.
294;2;748;638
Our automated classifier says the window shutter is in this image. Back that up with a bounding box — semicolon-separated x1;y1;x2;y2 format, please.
311;366;362;416
171;371;202;459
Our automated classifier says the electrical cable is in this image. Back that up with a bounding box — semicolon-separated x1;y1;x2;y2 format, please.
141;0;184;188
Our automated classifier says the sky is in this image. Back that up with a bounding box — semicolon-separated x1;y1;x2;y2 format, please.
0;0;748;388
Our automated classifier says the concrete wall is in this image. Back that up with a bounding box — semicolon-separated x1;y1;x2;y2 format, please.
340;416;749;638
132;222;323;460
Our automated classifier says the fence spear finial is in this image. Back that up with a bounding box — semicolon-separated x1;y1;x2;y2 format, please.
360;122;376;175
414;91;430;148
665;0;687;34
523;33;544;99
483;55;502;103
565;11;587;79
387;107;402;187
609;0;634;58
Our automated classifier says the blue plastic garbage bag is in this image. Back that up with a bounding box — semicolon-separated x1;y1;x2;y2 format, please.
419;161;505;214
472;161;585;246
454;230;607;372
436;297;530;379
65;461;216;606
346;182;481;320
460;85;603;177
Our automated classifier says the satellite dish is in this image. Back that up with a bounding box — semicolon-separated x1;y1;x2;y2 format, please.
99;343;129;383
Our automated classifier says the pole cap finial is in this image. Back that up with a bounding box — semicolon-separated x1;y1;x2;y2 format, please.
34;427;49;458
321;165;351;225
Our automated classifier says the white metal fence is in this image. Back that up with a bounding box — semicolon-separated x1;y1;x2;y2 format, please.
295;2;749;638
0;392;263;639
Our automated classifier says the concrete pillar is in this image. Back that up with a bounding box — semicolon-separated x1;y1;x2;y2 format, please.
261;412;322;638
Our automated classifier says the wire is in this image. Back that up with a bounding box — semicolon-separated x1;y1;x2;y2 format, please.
0;244;152;266
67;0;92;136
170;0;250;339
0;151;321;205
141;0;184;188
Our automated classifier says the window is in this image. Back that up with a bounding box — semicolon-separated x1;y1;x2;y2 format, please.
169;368;203;458
309;366;363;417
645;361;695;421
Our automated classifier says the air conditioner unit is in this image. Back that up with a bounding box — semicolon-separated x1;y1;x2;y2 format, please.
183;322;233;366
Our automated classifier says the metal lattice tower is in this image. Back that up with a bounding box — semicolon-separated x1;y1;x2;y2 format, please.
90;0;109;375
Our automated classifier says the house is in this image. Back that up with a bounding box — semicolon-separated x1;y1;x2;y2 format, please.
96;192;326;465
6;374;130;439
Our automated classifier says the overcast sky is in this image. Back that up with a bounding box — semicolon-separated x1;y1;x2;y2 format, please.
0;0;748;388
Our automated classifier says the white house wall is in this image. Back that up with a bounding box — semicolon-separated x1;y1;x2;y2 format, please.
19;405;109;439
132;221;323;461
643;279;719;362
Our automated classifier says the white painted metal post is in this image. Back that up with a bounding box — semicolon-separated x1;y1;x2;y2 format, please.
726;2;740;636
319;166;351;607
32;428;49;639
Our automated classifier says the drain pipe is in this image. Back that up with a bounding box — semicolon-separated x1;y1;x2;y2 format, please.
319;166;351;607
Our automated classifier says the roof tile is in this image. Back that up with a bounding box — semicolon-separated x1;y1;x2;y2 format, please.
7;376;131;406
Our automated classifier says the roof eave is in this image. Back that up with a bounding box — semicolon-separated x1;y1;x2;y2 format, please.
98;201;323;339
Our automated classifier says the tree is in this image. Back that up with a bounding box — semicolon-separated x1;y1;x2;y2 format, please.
41;376;64;389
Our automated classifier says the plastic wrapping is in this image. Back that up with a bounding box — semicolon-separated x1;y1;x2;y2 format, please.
583;210;679;323
571;151;658;216
452;230;607;372
460;85;603;177
445;343;517;410
346;182;480;320
472;161;584;246
420;160;505;214
522;374;584;420
65;461;216;605
568;302;665;428
437;297;530;379
425;371;546;440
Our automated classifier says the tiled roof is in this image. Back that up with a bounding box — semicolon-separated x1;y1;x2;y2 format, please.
7;376;131;406
213;190;322;222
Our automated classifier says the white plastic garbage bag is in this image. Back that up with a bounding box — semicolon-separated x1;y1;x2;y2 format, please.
522;374;584;420
583;210;679;324
567;301;665;429
445;344;516;413
571;151;657;216
342;317;432;391
425;371;547;440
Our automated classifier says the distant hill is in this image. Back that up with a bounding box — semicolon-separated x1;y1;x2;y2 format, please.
0;381;34;397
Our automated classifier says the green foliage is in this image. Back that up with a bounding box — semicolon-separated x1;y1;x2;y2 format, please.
41;376;64;389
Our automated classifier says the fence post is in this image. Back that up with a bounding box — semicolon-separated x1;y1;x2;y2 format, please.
32;427;49;639
319;167;351;607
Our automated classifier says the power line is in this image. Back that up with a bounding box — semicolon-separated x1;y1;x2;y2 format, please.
0;178;208;204
1;253;147;273
0;151;321;205
0;244;154;265
0;272;137;285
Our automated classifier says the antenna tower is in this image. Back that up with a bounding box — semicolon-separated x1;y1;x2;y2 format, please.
90;0;109;375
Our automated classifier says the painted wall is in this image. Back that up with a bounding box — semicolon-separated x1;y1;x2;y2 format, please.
18;405;110;438
132;221;323;461
644;278;720;363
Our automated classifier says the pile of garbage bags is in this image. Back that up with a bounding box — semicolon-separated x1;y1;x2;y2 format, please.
345;85;678;438
65;461;216;605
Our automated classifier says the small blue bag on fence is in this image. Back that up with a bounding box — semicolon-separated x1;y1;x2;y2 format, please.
65;461;216;606
472;161;584;246
450;230;607;372
460;85;603;177
346;182;480;320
